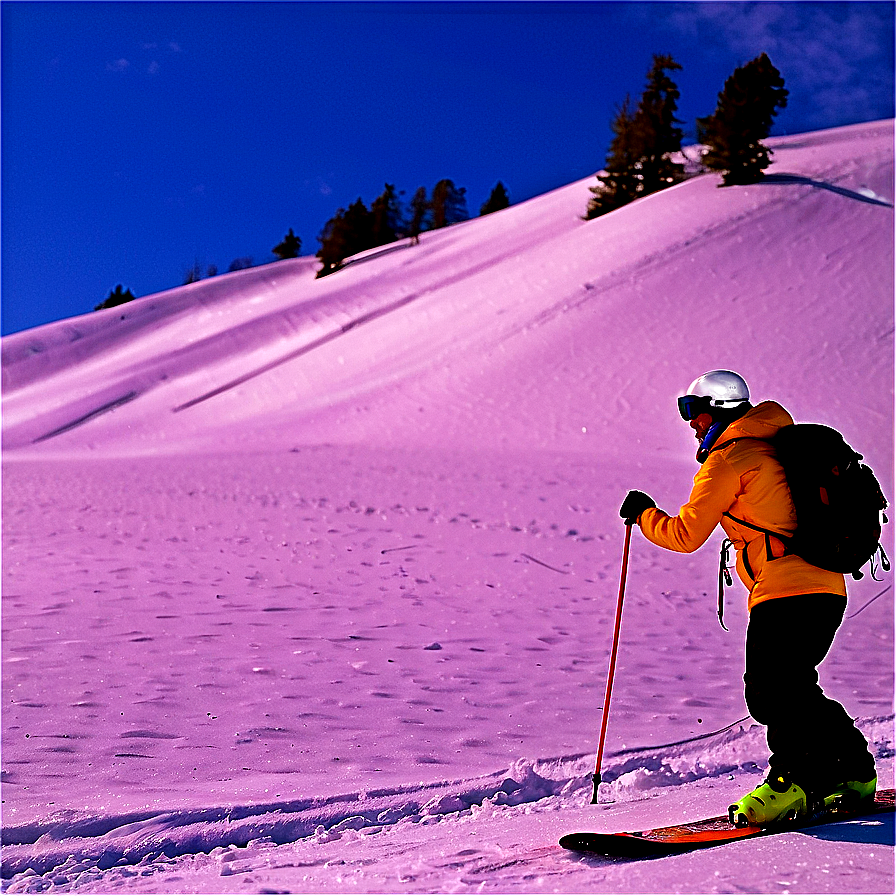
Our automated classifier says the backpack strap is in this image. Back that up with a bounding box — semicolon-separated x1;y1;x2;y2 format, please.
698;435;748;464
716;513;793;630
712;437;797;627
723;511;792;560
710;436;750;455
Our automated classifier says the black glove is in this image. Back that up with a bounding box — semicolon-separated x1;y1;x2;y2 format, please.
620;490;655;525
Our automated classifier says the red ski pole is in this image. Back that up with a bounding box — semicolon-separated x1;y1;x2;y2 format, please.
591;521;633;804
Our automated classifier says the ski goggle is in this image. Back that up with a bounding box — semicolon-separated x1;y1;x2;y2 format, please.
677;394;712;421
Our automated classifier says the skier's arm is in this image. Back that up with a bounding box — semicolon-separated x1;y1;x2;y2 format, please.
637;456;739;553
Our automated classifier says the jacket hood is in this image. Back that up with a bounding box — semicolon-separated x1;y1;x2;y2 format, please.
721;400;794;442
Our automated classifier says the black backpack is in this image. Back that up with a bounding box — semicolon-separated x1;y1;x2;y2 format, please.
717;424;890;629
727;423;890;577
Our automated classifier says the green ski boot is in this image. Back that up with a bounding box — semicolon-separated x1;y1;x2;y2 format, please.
820;775;877;810
728;773;809;827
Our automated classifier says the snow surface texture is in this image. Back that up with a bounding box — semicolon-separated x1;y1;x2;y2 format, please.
2;120;894;894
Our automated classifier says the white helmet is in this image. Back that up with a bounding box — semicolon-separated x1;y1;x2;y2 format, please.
678;370;750;420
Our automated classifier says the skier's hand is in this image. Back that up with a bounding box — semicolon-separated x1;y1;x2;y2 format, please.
620;490;655;525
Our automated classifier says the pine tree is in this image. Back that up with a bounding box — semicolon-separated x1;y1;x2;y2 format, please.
95;284;136;311
585;96;642;218
634;54;685;196
342;198;373;253
316;208;349;277
315;198;374;277
480;181;510;216
431;179;468;229
272;228;302;259
183;262;202;285
697;53;788;186
370;184;402;247
408;186;430;244
586;55;685;219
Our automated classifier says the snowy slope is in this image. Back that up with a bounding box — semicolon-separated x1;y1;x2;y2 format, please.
3;120;893;468
2;120;894;894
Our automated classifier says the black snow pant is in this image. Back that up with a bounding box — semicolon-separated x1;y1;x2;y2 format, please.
743;593;875;794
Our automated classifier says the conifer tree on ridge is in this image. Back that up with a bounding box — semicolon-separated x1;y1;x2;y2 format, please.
95;284;136;311
586;95;642;218
431;179;468;229
586;54;685;219
480;181;510;216
272;228;302;259
370;184;402;247
636;54;685;196
408;186;430;244
697;52;789;186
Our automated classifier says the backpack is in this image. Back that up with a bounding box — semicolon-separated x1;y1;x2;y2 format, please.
717;423;890;628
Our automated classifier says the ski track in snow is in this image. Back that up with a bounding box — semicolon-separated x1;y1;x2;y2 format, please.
4;717;892;885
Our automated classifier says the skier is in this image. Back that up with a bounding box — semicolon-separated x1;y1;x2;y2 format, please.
619;369;877;825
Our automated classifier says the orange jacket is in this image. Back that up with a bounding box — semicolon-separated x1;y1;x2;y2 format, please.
638;401;846;610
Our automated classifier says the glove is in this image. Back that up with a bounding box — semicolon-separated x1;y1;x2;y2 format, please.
620;490;655;525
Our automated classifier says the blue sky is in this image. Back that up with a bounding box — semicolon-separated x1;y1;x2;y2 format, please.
2;1;893;335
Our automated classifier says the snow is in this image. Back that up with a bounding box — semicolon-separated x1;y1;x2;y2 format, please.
2;119;894;893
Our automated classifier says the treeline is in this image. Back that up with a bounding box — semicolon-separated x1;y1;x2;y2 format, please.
98;50;789;312
317;179;509;277
96;182;509;310
95;228;305;310
586;51;788;219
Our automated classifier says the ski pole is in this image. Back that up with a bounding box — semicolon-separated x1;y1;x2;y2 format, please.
590;521;633;804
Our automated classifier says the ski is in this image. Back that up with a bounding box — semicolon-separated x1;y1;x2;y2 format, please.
560;788;895;858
